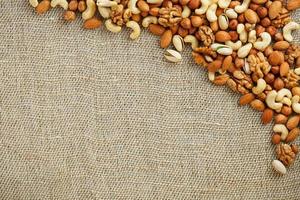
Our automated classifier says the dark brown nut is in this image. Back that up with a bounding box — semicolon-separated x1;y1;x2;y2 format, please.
257;7;268;18
180;18;191;29
178;26;189;37
237;14;245;23
191;16;203;27
229;19;238;30
273;77;284;90
78;0;86;12
266;26;277;36
64;11;76;21
264;73;275;84
297;57;300;67
281;106;292;116
188;0;200;9
255;25;265;36
261;17;271;27
69;0;78;11
229;31;239;41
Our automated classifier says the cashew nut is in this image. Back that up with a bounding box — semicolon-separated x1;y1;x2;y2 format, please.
225;40;242;51
276;88;292;101
283;21;300;42
253;32;272;51
98;6;111;18
225;8;237;19
273;124;289;141
252;78;266;94
142;16;158;27
128;0;140;14
292;95;300;113
237;24;248;43
218;14;229;30
105;19;122;33
208;71;215;81
237;43;252;58
51;0;68;10
294;68;300;75
29;0;38;7
266;90;283;110
146;0;163;4
97;0;117;7
195;0;211;15
235;0;250;13
248;30;257;44
218;0;231;8
184;35;198;50
126;21;141;40
182;6;191;18
206;4;218;22
282;97;292;106
82;0;97;20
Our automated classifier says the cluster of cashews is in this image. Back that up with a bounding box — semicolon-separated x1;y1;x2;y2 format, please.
266;89;294;113
29;0;69;10
196;0;232;23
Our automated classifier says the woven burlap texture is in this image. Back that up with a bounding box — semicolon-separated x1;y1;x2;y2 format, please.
1;1;300;199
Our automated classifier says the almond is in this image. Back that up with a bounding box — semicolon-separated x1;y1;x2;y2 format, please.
279;62;290;77
35;0;51;14
269;1;282;19
244;9;259;24
188;0;200;9
207;60;222;72
215;31;231;43
239;93;255;105
275;114;288;124
250;99;265;111
213;74;230;85
286;115;300;130
262;108;274;124
272;134;281;144
160;30;172;48
149;24;166;36
222;56;233;71
137;0;150;12
83;18;102;29
287;0;300;10
273;41;290;50
268;51;284;66
285;127;300;142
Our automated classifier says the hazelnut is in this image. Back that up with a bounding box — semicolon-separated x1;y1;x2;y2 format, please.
271;66;280;75
229;1;240;8
149;7;159;16
191;16;203;27
249;48;258;55
64;11;76;21
261;17;271;27
273;77;284;90
264;73;275;84
264;46;273;57
237;14;245;23
235;58;244;68
78;0;86;12
229;31;239;41
275;114;288;124
272;134;281;144
249;3;260;11
180;18;191;29
210;21;219;32
229;19;238;30
188;0;200;9
255;25;265;36
257;7;268;18
281;106;292;116
266;26;277;36
69;0;78;11
268;51;284;66
274;32;284;41
178;26;188;37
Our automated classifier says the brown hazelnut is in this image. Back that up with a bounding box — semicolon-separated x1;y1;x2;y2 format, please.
264;73;275;84
170;25;179;34
131;14;141;22
178;26;188;37
266;26;277;36
272;134;281;144
69;0;78;11
78;0;86;12
257;7;268;18
229;31;239;41
264;46;273;57
251;73;259;82
140;11;148;17
281;106;292;116
191;16;203;27
261;17;271;27
63;11;76;21
229;19;238;30
188;0;200;9
210;21;219;32
180;18;191;29
249;3;260;11
275;114;288;124
271;66;280;75
237;14;245;23
255;25;265;36
274;32;284;41
235;58;244;68
249;48;258;55
268;51;284;66
273;77;284;90
229;1;240;8
162;0;173;8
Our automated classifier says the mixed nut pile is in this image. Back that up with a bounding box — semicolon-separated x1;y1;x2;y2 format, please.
29;0;300;175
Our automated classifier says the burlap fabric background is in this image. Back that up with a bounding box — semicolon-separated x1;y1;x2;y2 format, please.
1;1;300;199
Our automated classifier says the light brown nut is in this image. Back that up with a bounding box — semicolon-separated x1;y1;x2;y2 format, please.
149;7;159;16
215;31;231;42
213;74;230;85
78;0;86;12
286;128;300;142
273;41;290;50
239;93;255;105
244;9;259;24
292;87;300;96
275;114;288;124
268;51;284;66
286;115;300;130
188;0;200;9
149;24;165;36
273;78;284;90
257;7;268;18
180;18;192;29
83;17;102;29
178;26;189;37
36;0;51;14
69;0;78;11
207;60;222;72
272;134;281;144
268;1;282;19
191;16;203;27
137;0;149;12
287;0;300;10
262;108;274;124
160;30;172;48
279;62;290;77
250;99;265;111
222;56;232;71
64;10;76;21
281;106;292;116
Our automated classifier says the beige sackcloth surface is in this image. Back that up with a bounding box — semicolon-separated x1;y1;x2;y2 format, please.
1;1;300;199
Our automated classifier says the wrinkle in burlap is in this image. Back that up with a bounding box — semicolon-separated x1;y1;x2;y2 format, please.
0;1;300;199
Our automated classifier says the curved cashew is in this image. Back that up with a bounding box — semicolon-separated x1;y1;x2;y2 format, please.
98;6;111;18
218;14;229;30
283;22;300;42
208;71;215;82
248;30;257;44
252;78;266;94
235;0;250;13
237;43;252;58
254;32;271;51
273;124;289;141
195;0;211;15
276;88;292;101
225;41;242;51
126;21;141;40
225;8;237;19
146;0;163;4
218;0;231;8
292;95;300;113
237;24;247;43
96;0;117;7
142;16;158;27
182;6;191;18
82;0;97;20
184;35;198;50
128;0;140;14
294;68;300;75
105;19;122;33
282;97;292;106
266;90;283;110
51;0;68;10
29;0;38;7
206;4;218;22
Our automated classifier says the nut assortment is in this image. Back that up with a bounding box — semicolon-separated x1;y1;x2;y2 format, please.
29;0;300;175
